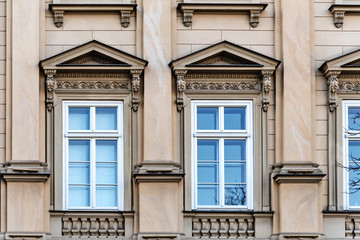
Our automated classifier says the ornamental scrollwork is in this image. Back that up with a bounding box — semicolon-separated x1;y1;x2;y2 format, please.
326;71;341;112
44;69;57;111
130;70;143;112
261;70;273;112
175;70;188;112
56;81;129;90
185;81;258;90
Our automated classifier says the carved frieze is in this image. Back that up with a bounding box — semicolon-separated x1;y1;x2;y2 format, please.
56;81;129;90
339;81;360;90
185;81;259;91
185;73;259;80
55;73;130;78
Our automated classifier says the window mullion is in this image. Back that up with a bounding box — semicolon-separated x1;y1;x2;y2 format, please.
90;106;96;131
91;138;96;208
219;138;224;207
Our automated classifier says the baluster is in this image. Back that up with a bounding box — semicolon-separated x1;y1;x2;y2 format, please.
210;218;219;238
219;219;228;238
117;217;125;236
89;218;98;237
192;218;201;238
228;218;237;239
108;218;116;236
237;219;246;238
98;218;107;236
346;218;354;239
247;218;254;239
201;218;210;238
70;217;80;237
80;218;88;237
354;218;360;238
62;217;70;237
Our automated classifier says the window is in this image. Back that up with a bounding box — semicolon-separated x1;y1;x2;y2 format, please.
191;100;253;209
343;101;360;209
63;101;123;210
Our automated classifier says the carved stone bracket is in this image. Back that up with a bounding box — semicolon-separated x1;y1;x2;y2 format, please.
333;11;345;28
44;69;57;111
120;10;131;28
326;71;341;112
183;10;194;27
250;10;261;28
261;70;273;112
54;11;64;28
130;70;142;112
175;70;187;112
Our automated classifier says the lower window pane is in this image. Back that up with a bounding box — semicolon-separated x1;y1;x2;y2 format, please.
69;163;90;184
197;184;218;206
225;163;246;184
69;186;90;207
349;188;360;207
225;184;246;206
96;163;117;184
197;163;218;183
96;186;117;207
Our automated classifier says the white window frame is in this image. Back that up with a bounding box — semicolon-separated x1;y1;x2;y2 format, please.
191;100;253;210
343;100;360;210
63;101;124;210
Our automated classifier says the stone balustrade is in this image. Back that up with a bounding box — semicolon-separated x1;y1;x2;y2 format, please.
346;215;360;239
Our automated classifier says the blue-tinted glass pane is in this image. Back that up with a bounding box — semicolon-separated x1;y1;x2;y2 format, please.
69;186;90;207
96;186;117;207
96;108;117;130
197;185;218;205
224;107;246;130
69;163;90;184
197;140;218;161
69;108;90;130
197;163;218;183
349;141;360;161
197;107;218;130
349;163;360;183
349;188;360;207
96;163;117;184
225;163;246;183
225;184;246;206
349;108;360;131
224;140;246;161
96;140;117;162
69;140;90;162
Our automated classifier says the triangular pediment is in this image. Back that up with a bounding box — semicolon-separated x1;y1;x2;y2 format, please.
319;49;360;74
40;40;148;72
170;41;280;71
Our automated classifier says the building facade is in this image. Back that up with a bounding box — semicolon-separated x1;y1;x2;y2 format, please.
1;0;360;239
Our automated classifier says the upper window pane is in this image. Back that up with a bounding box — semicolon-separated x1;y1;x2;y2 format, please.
69;107;90;130
224;140;246;161
69;140;90;162
96;140;117;162
348;108;360;131
197;140;219;161
224;107;246;130
96;107;117;130
197;107;218;130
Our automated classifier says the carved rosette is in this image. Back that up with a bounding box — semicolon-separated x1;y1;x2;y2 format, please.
130;70;143;112
250;10;261;28
326;71;341;112
44;69;57;111
334;11;345;28
120;10;131;28
261;70;273;112
54;11;64;28
175;70;188;112
183;10;194;27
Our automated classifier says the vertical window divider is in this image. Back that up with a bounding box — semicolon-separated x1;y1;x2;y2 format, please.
219;138;224;207
90;138;96;208
90;106;95;131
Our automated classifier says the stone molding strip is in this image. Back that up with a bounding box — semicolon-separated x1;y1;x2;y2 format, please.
49;4;137;28
329;4;360;28
177;3;267;28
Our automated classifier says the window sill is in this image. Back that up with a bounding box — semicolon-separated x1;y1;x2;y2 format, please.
49;3;137;28
177;3;267;28
329;4;360;28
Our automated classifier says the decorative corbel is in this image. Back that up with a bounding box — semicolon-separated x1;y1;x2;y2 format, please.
130;70;142;112
183;10;193;27
261;70;273;112
333;11;345;28
120;10;131;28
250;10;261;28
326;71;341;112
54;11;64;28
44;69;57;111
175;70;187;112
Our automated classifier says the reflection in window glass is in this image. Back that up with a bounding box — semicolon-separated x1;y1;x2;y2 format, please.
348;108;360;130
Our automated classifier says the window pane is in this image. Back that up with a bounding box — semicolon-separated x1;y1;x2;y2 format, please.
225;163;246;183
197;107;218;130
224;140;246;161
69;140;90;162
69;107;90;130
225;184;246;206
69;163;90;184
96;163;117;184
349;188;360;207
69;186;90;207
349;108;360;131
96;107;117;130
197;184;218;205
197;163;218;183
96;140;117;162
96;186;117;207
197;140;218;161
349;141;360;161
224;107;246;130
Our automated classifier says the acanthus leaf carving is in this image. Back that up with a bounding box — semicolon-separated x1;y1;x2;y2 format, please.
175;70;188;112
130;70;143;112
185;81;259;91
326;71;341;112
44;69;57;111
261;70;273;112
56;81;129;90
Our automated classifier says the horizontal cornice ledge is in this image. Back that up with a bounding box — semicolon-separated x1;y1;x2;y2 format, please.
1;173;50;182
133;173;185;183
273;173;326;184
